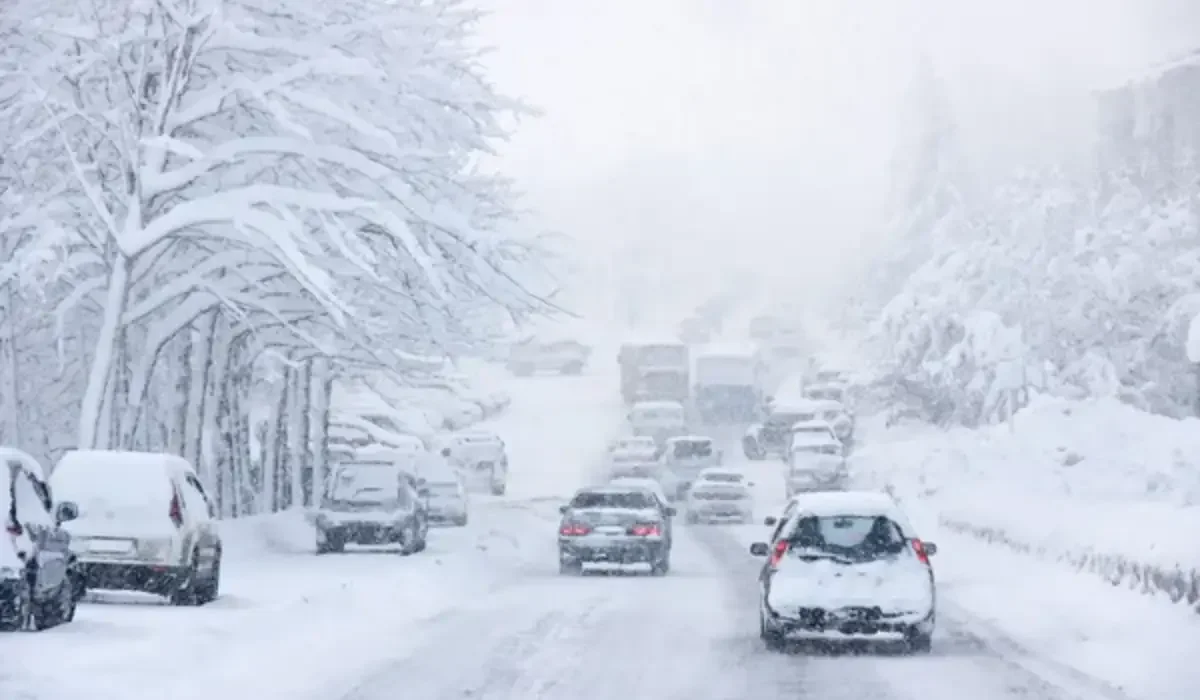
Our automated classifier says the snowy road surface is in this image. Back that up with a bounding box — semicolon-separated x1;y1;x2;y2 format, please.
0;367;1163;700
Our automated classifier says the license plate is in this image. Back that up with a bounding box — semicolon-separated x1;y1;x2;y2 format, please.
88;539;134;554
595;526;626;536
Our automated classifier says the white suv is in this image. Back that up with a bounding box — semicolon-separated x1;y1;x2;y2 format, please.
50;450;221;605
751;491;937;652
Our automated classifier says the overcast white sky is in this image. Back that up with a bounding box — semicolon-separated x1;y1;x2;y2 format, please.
476;0;1199;328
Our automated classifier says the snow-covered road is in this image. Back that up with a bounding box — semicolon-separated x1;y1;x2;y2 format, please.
0;367;1162;700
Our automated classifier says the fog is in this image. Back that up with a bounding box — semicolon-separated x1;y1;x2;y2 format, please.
478;0;1200;330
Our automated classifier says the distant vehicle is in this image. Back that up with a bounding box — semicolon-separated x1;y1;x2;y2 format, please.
789;419;840;445
685;480;754;524
435;430;508;495
751;491;937;652
677;316;712;345
786;397;855;444
51;450;221;606
749;315;783;342
424;475;469;527
695;468;751;487
743;400;826;460
786;433;847;497
314;459;430;554
693;349;762;423
619;341;689;404
626;400;687;446
607;436;661;462
660;435;722;499
2;448;80;630
557;486;675;575
507;339;591;376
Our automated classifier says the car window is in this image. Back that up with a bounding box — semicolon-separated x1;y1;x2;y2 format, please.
569;491;655;510
181;475;212;522
793;444;841;456
11;464;53;528
786;515;907;560
702;472;741;483
672;441;713;459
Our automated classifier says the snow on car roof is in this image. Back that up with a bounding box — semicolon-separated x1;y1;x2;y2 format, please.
55;449;195;478
631;400;684;411
787;490;901;517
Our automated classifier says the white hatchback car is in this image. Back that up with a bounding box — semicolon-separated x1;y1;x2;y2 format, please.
751;491;937;652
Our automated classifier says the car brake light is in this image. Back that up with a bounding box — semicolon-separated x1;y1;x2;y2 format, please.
169;493;184;528
912;538;930;565
630;523;661;536
768;539;789;568
559;524;590;536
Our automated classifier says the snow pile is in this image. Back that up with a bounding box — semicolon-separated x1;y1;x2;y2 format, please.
854;395;1200;610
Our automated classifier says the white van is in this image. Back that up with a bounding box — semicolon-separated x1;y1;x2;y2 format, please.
50;450;221;605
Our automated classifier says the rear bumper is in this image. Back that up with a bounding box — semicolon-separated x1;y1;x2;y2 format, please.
765;601;934;640
689;507;752;521
80;562;189;595
559;539;668;564
319;521;410;544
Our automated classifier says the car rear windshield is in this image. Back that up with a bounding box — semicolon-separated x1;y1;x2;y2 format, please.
765;413;803;428
672;441;713;458
786;515;907;560
692;488;747;500
793;444;840;455
703;473;741;483
570;491;656;510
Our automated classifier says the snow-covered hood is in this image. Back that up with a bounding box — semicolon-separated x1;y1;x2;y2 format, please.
768;556;932;613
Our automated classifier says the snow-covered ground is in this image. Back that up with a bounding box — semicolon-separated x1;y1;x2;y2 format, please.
2;362;1189;700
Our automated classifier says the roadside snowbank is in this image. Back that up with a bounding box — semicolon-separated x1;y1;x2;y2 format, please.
854;395;1200;611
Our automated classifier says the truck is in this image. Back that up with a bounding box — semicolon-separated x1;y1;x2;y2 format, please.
619;341;689;404
692;347;762;424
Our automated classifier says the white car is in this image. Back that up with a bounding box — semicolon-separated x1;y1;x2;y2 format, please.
608;436;660;460
424;475;469;526
660;435;721;500
435;431;508;495
507;339;590;376
786;433;847;496
315;460;429;553
695;468;751;488
51;450;222;605
685;481;754;524
626;400;687;444
751;491;937;652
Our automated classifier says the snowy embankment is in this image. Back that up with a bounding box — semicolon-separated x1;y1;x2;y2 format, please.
854;395;1200;612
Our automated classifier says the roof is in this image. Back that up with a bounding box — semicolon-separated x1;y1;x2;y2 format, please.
608;477;667;496
631;400;684;411
786;490;901;517
55;449;195;478
0;446;46;480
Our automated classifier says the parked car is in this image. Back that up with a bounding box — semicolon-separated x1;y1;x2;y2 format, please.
435;430;509;495
424;475;469;526
751;491;937;653
1;447;80;631
50;450;221;606
314;458;430;554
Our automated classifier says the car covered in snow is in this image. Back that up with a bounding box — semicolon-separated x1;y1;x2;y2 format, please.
507;338;591;376
2;447;81;631
51;450;221;606
314;459;430;554
607;436;661;462
786;432;847;497
557;486;675;575
659;435;722;500
743;400;825;460
750;491;938;652
626;400;687;445
786;397;855;445
423;474;469;526
434;430;509;496
694;467;751;488
685;480;754;524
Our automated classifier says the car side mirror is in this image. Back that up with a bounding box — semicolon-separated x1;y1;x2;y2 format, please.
749;542;770;557
55;501;79;523
923;541;938;556
664;506;677;517
763;516;777;526
558;505;569;514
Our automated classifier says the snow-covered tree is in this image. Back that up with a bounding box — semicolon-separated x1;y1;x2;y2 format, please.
0;0;552;511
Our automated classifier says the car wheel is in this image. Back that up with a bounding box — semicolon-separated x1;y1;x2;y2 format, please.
316;531;344;555
415;520;429;552
35;576;76;629
454;514;468;527
760;613;786;651
905;628;933;653
0;579;31;632
651;551;670;576
559;557;582;576
194;552;221;605
169;553;201;606
491;484;506;496
400;523;420;555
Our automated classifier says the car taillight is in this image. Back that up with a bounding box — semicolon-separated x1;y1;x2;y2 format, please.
768;540;789;568
169;493;183;528
559;524;591;536
912;538;930;565
630;523;661;536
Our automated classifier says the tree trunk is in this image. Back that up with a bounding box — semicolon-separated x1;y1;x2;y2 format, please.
184;310;218;477
167;331;192;456
300;360;316;506
286;362;308;507
311;358;334;507
79;254;131;449
272;373;291;510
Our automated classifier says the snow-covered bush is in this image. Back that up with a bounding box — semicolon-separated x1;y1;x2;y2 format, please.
0;0;547;514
